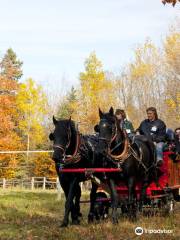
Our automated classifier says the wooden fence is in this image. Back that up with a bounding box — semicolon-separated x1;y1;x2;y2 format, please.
0;177;91;192
0;177;57;190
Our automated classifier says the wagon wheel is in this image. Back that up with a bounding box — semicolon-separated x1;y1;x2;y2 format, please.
160;193;175;217
94;192;110;221
141;200;158;217
121;204;129;215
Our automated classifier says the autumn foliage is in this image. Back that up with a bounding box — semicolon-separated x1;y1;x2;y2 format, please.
162;0;180;6
0;49;55;178
0;19;179;179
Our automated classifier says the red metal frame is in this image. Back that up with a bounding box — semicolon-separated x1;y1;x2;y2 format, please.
59;152;180;200
59;168;122;173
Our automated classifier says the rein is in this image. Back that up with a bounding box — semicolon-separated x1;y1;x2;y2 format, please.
128;144;155;173
64;131;81;164
54;125;81;165
108;121;130;162
108;138;130;162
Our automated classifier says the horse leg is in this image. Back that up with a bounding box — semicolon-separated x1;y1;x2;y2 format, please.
127;176;137;221
109;179;119;224
139;175;149;212
74;183;82;217
70;184;81;225
58;175;78;226
61;178;77;227
88;181;98;223
70;183;82;225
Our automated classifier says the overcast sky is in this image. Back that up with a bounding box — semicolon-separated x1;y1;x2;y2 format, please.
0;0;179;94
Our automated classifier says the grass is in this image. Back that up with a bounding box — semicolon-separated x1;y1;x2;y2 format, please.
0;189;179;240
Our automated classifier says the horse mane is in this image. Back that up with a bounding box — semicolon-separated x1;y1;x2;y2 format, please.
56;118;76;131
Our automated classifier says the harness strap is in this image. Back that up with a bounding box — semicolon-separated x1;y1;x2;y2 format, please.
129;145;155;173
64;132;81;164
108;138;129;161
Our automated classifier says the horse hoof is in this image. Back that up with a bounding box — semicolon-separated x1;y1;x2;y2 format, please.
78;212;83;217
88;213;94;223
112;217;118;224
129;214;137;222
60;222;68;228
72;219;80;225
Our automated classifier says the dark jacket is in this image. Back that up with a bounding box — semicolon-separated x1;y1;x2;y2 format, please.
138;119;166;143
174;135;180;153
122;119;134;134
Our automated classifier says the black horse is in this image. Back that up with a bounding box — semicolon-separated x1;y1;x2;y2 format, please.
92;107;157;220
49;116;95;227
49;116;121;225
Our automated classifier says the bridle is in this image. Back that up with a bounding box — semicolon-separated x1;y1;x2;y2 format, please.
98;118;129;162
53;124;81;165
98;118;118;143
53;125;71;156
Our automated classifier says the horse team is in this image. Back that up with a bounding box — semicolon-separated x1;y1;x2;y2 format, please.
49;107;179;227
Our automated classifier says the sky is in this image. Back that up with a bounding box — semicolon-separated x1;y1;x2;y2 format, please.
0;0;179;96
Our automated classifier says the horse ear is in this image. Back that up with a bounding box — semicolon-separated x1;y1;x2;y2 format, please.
99;108;103;119
109;107;114;116
53;115;58;125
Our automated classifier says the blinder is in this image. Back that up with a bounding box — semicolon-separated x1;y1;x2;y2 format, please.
98;118;117;143
49;133;54;141
94;124;100;133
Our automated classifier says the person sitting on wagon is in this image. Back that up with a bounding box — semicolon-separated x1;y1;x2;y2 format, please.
137;107;166;166
163;128;175;151
115;109;134;136
174;127;180;155
168;127;180;162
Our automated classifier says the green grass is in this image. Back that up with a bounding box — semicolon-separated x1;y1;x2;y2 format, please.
0;189;179;240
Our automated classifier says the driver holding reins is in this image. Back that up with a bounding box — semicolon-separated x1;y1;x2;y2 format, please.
137;107;166;166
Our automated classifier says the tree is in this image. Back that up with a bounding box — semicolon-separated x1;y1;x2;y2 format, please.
0;49;23;178
77;52;116;133
0;48;23;81
162;0;180;7
57;86;77;119
128;39;165;122
16;78;53;177
163;28;180;127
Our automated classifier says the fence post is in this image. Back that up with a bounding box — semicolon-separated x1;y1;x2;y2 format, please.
43;177;46;190
31;177;34;190
3;178;6;189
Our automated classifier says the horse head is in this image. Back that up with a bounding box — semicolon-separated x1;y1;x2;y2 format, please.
49;116;79;164
95;107;125;157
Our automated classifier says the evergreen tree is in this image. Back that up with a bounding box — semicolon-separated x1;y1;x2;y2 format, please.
0;48;23;81
57;86;77;118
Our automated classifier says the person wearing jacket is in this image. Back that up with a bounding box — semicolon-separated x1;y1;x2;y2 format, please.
115;109;134;135
137;107;166;166
174;127;180;154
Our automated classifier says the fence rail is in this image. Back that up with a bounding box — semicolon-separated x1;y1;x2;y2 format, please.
0;177;58;190
0;177;91;192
